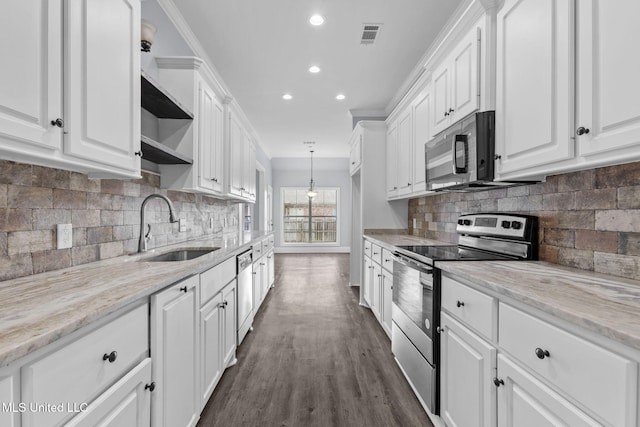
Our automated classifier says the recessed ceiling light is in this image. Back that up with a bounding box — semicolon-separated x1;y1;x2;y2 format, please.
309;65;321;74
335;94;346;100
282;93;293;100
309;14;324;26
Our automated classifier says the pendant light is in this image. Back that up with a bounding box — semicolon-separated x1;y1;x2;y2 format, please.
307;150;317;198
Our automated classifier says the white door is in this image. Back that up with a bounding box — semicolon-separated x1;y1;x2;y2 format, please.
198;80;216;192
386;124;398;198
381;269;393;336
432;61;451;134
151;277;199;427
450;26;480;123
65;359;152;427
200;293;223;408
412;88;430;193
396;109;413;196
65;0;140;176
0;1;63;152
495;0;574;178
222;282;237;367
496;354;601;427
576;0;640;158
228;113;244;196
440;313;496;427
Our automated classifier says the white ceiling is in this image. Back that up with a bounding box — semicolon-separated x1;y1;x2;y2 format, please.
172;0;463;158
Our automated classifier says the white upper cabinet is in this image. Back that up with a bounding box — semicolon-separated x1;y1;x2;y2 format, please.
0;1;62;152
197;79;224;195
227;109;256;202
386;124;398;198
495;0;640;180
396;108;413;197
432;25;480;135
0;0;141;178
156;57;237;199
349;131;362;176
65;0;141;176
411;89;430;194
575;0;640;159
495;0;574;178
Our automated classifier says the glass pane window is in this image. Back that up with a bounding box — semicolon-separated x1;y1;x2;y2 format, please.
282;188;338;244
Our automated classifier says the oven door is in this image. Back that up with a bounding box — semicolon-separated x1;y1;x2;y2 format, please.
391;253;441;415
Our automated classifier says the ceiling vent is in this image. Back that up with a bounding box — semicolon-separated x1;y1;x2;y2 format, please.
361;24;382;45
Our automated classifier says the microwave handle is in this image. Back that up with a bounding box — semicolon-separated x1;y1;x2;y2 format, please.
452;134;468;174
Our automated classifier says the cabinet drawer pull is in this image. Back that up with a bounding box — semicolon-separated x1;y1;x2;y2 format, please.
179;286;188;293
145;382;156;392
493;377;504;387
456;300;465;308
134;151;142;157
102;351;118;363
51;118;64;128
448;108;454;113
535;347;550;359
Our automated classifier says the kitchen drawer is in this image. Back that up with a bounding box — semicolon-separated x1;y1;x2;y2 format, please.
253;240;264;260
499;303;637;427
22;303;149;427
262;237;271;252
442;275;495;341
370;243;383;265
364;239;372;259
201;257;236;306
381;248;396;273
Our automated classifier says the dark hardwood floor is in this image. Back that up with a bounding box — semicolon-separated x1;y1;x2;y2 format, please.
198;253;433;427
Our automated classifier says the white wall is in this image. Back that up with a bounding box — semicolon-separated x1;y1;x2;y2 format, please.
272;157;351;252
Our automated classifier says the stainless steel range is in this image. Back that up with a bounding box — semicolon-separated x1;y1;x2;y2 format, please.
391;213;538;416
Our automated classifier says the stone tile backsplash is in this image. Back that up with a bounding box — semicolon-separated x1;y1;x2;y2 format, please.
0;161;240;281
408;162;640;281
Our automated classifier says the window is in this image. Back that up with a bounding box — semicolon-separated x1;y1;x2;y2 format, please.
282;188;338;244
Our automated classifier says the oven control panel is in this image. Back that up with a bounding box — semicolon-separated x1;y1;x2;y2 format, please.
456;213;535;240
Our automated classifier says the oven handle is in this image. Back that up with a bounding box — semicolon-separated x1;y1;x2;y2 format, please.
394;252;434;275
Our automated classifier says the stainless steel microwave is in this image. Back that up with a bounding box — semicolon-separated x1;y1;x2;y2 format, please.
425;111;532;192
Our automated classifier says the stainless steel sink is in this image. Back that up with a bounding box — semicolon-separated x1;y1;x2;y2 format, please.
139;247;219;262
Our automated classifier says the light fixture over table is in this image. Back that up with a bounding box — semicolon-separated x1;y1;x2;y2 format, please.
307;150;317;198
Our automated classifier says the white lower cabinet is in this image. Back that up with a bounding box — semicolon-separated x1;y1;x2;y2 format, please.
440;273;639;427
22;303;149;427
362;239;393;338
496;354;600;427
0;371;20;427
65;358;152;427
151;276;199;427
440;312;496;427
200;279;236;410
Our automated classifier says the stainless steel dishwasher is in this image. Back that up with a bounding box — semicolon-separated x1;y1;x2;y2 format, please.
236;249;253;345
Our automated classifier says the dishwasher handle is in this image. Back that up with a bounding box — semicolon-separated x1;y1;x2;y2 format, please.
394;252;434;275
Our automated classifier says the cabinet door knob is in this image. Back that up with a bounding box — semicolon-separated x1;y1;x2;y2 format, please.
535;347;550;359
444;111;449;117
493;377;504;387
102;351;118;363
456;300;465;307
134;151;142;157
51;118;64;128
576;126;590;136
179;286;188;293
436;326;445;334
448;108;455;113
211;178;218;182
145;382;156;392
494;154;502;160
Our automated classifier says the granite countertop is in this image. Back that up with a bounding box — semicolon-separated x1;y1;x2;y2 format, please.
0;230;272;368
364;231;640;352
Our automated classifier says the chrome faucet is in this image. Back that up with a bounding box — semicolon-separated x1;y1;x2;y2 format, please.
138;194;178;253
